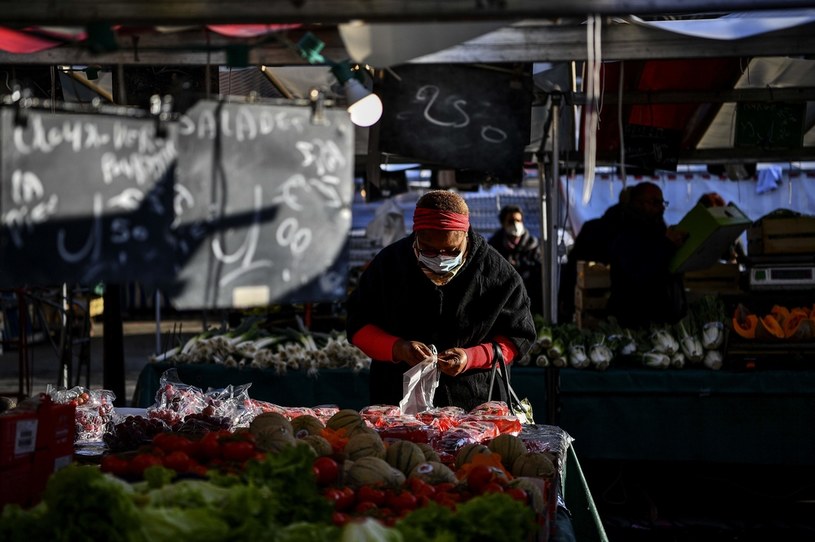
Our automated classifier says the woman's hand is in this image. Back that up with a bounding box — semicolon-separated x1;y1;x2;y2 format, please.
437;348;468;376
392;340;435;366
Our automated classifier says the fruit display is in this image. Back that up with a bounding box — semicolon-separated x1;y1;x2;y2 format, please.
0;390;571;542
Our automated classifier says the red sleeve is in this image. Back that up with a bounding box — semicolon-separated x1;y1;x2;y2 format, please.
463;336;519;371
350;324;399;362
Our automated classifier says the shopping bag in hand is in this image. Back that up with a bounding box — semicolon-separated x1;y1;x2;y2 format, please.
399;346;440;415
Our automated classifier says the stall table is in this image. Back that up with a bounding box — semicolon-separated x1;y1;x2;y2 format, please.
135;363;815;466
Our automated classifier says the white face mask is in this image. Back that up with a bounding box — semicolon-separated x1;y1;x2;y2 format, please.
417;251;464;275
505;222;524;237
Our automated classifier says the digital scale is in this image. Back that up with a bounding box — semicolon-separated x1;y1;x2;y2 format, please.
748;254;815;290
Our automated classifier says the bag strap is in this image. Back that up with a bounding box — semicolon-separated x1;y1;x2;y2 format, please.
488;342;516;414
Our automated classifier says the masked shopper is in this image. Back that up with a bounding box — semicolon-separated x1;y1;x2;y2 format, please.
488;205;543;316
346;190;536;411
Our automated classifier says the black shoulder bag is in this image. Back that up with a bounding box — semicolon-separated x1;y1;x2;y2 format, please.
488;343;535;425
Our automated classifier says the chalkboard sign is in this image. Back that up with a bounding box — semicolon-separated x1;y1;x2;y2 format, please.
623;123;681;174
734;102;805;149
0;108;177;287
377;64;532;179
168;100;354;310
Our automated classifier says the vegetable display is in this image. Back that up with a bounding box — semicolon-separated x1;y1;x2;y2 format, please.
0;395;566;542
523;296;729;371
150;316;370;373
732;303;815;342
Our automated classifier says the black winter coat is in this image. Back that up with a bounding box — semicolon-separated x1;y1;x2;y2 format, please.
346;230;536;412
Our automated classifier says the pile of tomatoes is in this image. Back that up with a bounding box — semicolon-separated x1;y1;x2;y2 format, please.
311;455;530;527
100;429;262;480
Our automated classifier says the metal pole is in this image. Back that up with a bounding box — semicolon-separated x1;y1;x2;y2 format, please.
155;290;161;355
548;98;561;323
539;96;561;325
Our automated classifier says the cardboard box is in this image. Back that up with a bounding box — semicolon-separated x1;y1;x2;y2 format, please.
669;203;752;273
576;261;611;289
747;216;815;255
0;410;38;467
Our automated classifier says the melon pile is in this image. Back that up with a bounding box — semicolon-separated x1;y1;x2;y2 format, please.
249;407;558;527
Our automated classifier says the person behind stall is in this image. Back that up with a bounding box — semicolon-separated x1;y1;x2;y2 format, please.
488;205;543;315
557;187;630;323
346;190;536;411
698;192;747;264
607;182;689;329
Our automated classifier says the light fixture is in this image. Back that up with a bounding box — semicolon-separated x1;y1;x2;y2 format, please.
297;32;383;128
330;61;383;127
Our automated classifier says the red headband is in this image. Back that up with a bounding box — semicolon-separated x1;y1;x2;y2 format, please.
413;208;470;231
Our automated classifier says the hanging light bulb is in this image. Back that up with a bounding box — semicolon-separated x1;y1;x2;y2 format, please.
331;61;383;127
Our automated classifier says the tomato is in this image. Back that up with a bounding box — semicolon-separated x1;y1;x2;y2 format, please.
221;440;256;462
324;486;356;511
197;431;223;461
129;453;163;477
466;464;495;493
386;489;417;512
482;482;505;494
153;433;193;455
407;477;436;498
357;485;386;507
100;454;129;477
312;456;340;486
163;450;194;473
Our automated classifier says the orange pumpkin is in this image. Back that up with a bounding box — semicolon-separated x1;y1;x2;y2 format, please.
770;305;791;327
755;315;786;341
732;313;758;340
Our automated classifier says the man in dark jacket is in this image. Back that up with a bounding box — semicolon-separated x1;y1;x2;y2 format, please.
558;196;627;323
347;190;536;411
488;205;543;316
607;182;688;329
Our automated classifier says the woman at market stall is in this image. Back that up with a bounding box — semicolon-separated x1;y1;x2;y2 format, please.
346;190;536;411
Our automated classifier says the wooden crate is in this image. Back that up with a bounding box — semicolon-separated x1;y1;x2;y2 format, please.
576;261;611;289
574;287;609;311
684;263;742;293
747;217;815;255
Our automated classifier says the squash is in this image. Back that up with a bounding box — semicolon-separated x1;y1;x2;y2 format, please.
254;426;296;453
250;412;293;436
507;476;548;514
409;461;458;485
732;309;758;340
755;315;785;341
301;434;333;457
326;409;365;434
385;440;426;476
487;434;528;471
343;432;386;461
511;452;556;479
770;305;790;327
784;315;815;341
454;443;491;469
416;442;441;463
291;415;325;438
346;456;406;489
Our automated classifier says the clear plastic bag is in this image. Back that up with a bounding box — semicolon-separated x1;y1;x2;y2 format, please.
399;346;440;416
